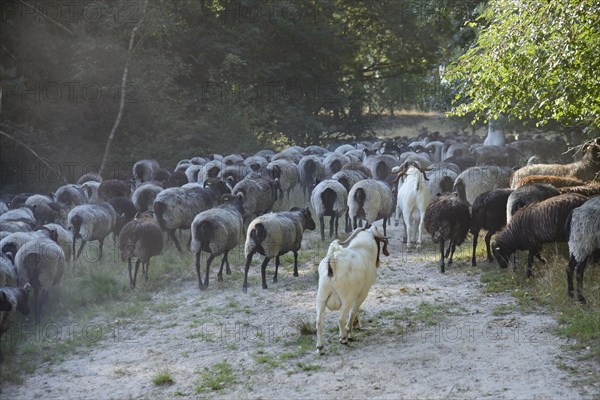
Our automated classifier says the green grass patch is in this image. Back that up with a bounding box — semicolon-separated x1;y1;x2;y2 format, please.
195;361;235;393
152;369;175;386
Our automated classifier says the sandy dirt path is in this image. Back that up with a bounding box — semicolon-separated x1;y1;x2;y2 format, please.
1;226;598;399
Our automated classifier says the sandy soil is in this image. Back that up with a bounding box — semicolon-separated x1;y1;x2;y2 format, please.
1;222;598;399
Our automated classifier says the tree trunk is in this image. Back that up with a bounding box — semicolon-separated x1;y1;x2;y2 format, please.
99;0;148;177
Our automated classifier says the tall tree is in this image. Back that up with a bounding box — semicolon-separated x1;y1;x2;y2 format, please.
445;0;600;133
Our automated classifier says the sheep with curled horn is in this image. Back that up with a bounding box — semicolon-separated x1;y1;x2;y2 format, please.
509;138;600;188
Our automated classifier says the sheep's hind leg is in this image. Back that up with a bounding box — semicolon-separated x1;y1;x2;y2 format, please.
195;251;204;289
242;251;256;293
447;241;457;267
329;214;335;238
217;252;229;282
439;239;446;273
273;256;280;283
169;230;182;252
566;255;576;298
575;257;588;304
260;257;271;289
293;251;299;277
319;215;325;241
128;258;134;288
485;231;494;262
472;230;479;267
132;259;142;288
204;253;216;288
76;240;87;260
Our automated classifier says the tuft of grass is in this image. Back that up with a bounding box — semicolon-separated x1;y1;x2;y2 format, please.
291;315;316;336
195;361;235;393
296;362;321;372
152;369;175;386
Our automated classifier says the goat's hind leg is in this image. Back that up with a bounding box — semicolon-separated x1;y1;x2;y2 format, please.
338;302;352;345
315;287;329;355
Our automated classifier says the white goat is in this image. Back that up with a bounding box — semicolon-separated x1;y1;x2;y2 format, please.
315;226;389;354
393;162;431;249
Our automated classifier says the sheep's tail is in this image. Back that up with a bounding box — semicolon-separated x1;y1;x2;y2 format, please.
375;161;389;181
153;201;167;229
71;214;82;258
249;222;267;245
303;159;316;195
321;188;336;214
354;188;366;216
453;179;467;204
194;220;214;253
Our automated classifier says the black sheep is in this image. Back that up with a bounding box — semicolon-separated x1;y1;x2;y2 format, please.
470;189;513;266
424;192;471;273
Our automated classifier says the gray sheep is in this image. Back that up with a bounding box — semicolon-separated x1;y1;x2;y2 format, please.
191;195;244;289
118;213;164;289
68;203;117;261
54;184;87;208
153;179;230;251
298;155;326;197
132;159;160;184
267;159;299;199
132;183;163;213
362;154;401;181
16;231;65;323
323;152;350;176
348;179;395;236
566;196;600;303
310;180;348;241
243;207;316;292
232;172;279;224
453;165;512;205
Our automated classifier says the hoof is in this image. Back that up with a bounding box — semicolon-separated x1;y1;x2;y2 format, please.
339;337;348;345
316;346;324;355
242;286;248;293
262;284;268;290
293;272;299;277
272;277;278;283
577;296;586;304
217;274;223;282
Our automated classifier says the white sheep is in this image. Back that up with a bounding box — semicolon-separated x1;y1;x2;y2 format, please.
315;226;389;354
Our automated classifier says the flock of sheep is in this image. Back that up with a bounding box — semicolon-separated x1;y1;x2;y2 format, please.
1;132;600;359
